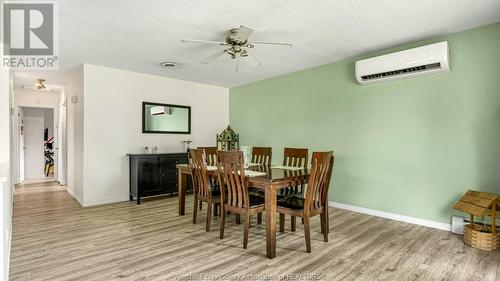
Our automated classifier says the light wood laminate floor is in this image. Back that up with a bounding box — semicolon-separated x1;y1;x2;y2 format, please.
10;182;500;281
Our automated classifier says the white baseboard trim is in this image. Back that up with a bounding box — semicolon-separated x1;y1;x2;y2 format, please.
66;188;83;206
82;196;128;207
5;224;11;281
329;201;451;231
24;175;48;180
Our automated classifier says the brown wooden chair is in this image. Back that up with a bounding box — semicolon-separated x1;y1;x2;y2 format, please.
196;147;218;211
280;147;308;196
283;147;308;167
251;147;272;165
247;147;271;223
277;151;334;253
279;147;309;230
189;149;220;231
217;150;265;249
197;146;217;166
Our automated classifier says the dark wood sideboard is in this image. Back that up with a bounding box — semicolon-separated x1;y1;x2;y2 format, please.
128;153;191;204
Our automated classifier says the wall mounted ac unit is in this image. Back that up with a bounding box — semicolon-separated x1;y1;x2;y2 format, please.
151;106;172;116
355;41;449;85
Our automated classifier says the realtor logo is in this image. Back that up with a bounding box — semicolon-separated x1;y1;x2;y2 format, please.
2;2;59;69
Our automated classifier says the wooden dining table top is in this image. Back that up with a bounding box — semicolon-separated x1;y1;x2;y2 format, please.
176;163;310;188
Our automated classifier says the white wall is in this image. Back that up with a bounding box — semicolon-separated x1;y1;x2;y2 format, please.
82;64;229;206
14;89;59;108
0;43;13;281
57;91;67;185
0;66;9;164
43;108;54;139
64;66;84;204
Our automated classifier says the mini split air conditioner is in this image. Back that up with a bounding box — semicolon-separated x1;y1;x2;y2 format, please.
150;106;172;116
355;41;450;85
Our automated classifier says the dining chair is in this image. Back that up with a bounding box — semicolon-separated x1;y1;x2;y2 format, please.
196;147;218;211
277;151;334;253
189;149;221;231
217;150;265;249
280;147;309;230
197;146;217;166
283;147;308;167
281;147;308;196
251;147;272;166
248;147;309;194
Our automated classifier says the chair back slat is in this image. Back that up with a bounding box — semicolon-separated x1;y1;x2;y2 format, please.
304;151;334;213
280;148;309;196
217;151;250;209
189;149;212;199
283;147;308;168
251;147;272;165
197;146;217;166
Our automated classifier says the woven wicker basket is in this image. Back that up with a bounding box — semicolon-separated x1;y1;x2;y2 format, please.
464;223;499;251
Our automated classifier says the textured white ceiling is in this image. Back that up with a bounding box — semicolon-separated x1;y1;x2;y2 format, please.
12;0;500;88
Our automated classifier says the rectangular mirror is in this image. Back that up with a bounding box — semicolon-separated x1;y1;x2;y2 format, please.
142;102;191;134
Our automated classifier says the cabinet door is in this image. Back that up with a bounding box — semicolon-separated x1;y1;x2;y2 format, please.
163;168;178;193
164;156;182;193
138;157;164;196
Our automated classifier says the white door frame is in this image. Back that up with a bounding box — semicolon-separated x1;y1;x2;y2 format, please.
15;105;59;183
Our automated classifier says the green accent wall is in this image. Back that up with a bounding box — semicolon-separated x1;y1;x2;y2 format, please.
229;23;500;224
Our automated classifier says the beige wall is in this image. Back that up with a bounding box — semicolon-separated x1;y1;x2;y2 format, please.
65;66;85;204
82;64;229;206
0;43;13;281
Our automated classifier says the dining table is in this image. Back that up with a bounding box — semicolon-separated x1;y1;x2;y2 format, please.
176;163;310;259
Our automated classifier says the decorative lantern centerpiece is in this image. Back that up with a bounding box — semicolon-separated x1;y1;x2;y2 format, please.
216;126;239;151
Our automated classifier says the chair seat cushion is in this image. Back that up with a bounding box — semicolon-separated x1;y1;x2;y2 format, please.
248;187;292;201
277;195;305;210
210;186;221;197
278;187;303;198
248;187;262;196
249;194;265;208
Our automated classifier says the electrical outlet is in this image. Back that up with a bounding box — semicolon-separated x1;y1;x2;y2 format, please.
451;216;465;235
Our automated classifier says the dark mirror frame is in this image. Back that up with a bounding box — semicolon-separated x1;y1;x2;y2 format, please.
142;101;191;134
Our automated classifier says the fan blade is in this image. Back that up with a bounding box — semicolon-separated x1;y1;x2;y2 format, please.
246;51;261;67
181;39;227;45
250;41;293;47
238;25;254;40
200;49;227;64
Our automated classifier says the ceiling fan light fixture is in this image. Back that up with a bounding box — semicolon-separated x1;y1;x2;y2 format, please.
181;24;292;67
35;79;46;90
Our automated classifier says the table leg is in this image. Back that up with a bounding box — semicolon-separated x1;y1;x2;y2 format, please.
265;184;277;258
178;169;186;216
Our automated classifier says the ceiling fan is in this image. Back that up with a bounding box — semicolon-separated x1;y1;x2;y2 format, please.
181;25;292;70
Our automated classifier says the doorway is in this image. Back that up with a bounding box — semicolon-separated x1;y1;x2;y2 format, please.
19;107;56;181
